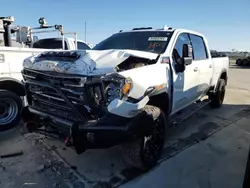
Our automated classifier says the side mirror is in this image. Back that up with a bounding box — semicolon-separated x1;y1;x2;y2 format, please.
182;44;193;65
173;44;193;73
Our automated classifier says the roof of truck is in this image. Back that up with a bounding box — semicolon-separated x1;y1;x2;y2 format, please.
119;27;175;33
119;26;205;38
35;37;87;43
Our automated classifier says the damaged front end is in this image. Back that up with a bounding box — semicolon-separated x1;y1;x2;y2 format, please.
21;51;153;154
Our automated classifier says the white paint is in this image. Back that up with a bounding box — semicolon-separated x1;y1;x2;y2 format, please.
211;57;229;87
107;96;149;118
171;61;200;112
23;51;96;75
0;47;47;81
119;64;170;99
23;49;158;76
166;29;229;115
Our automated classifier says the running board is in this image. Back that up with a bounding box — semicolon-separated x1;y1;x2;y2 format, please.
168;99;210;125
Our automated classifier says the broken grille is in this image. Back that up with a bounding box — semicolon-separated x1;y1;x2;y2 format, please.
22;68;105;122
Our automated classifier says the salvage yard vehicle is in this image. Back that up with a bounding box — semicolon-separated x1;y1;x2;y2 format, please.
0;16;91;131
21;26;229;170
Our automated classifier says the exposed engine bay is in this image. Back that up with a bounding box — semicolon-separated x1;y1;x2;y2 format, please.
117;56;157;71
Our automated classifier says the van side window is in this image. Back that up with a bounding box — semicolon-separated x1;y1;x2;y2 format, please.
189;34;208;60
172;33;191;62
77;42;91;50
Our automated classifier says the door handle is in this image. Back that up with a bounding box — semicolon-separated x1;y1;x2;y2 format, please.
209;64;212;68
194;67;198;72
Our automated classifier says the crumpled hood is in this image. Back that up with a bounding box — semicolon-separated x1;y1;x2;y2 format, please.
23;49;158;75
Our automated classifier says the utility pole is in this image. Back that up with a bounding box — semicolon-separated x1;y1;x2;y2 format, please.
85;21;86;42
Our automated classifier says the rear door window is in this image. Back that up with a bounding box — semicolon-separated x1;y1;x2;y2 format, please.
189;34;208;60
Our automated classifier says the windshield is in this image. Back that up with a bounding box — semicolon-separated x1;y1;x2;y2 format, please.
93;31;173;54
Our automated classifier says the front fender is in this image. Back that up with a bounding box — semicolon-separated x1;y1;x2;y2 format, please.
119;64;170;99
107;96;149;118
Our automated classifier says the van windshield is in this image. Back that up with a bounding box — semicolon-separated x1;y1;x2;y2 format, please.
93;31;173;54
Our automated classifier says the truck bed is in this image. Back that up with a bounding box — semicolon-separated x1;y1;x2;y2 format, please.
211;56;229;86
0;47;63;80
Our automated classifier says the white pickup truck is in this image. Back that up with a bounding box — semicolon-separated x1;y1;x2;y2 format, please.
0;16;92;130
21;26;229;170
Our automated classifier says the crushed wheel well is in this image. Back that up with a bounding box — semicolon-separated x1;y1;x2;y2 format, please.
0;79;25;96
147;93;170;118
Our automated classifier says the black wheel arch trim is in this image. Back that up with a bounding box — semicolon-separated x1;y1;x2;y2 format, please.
147;92;171;119
212;69;227;93
0;77;25;96
219;69;228;85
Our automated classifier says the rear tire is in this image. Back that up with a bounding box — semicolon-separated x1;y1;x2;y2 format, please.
120;105;167;170
0;90;23;131
209;79;226;108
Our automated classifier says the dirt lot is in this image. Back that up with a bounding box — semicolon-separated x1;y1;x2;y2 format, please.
0;65;250;188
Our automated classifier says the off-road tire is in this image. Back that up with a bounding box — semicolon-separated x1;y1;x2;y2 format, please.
209;79;226;108
0;90;23;131
120;105;167;170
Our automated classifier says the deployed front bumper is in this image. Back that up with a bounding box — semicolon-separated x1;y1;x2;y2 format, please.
22;105;149;154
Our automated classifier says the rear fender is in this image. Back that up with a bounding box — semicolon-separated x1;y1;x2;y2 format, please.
213;70;227;92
